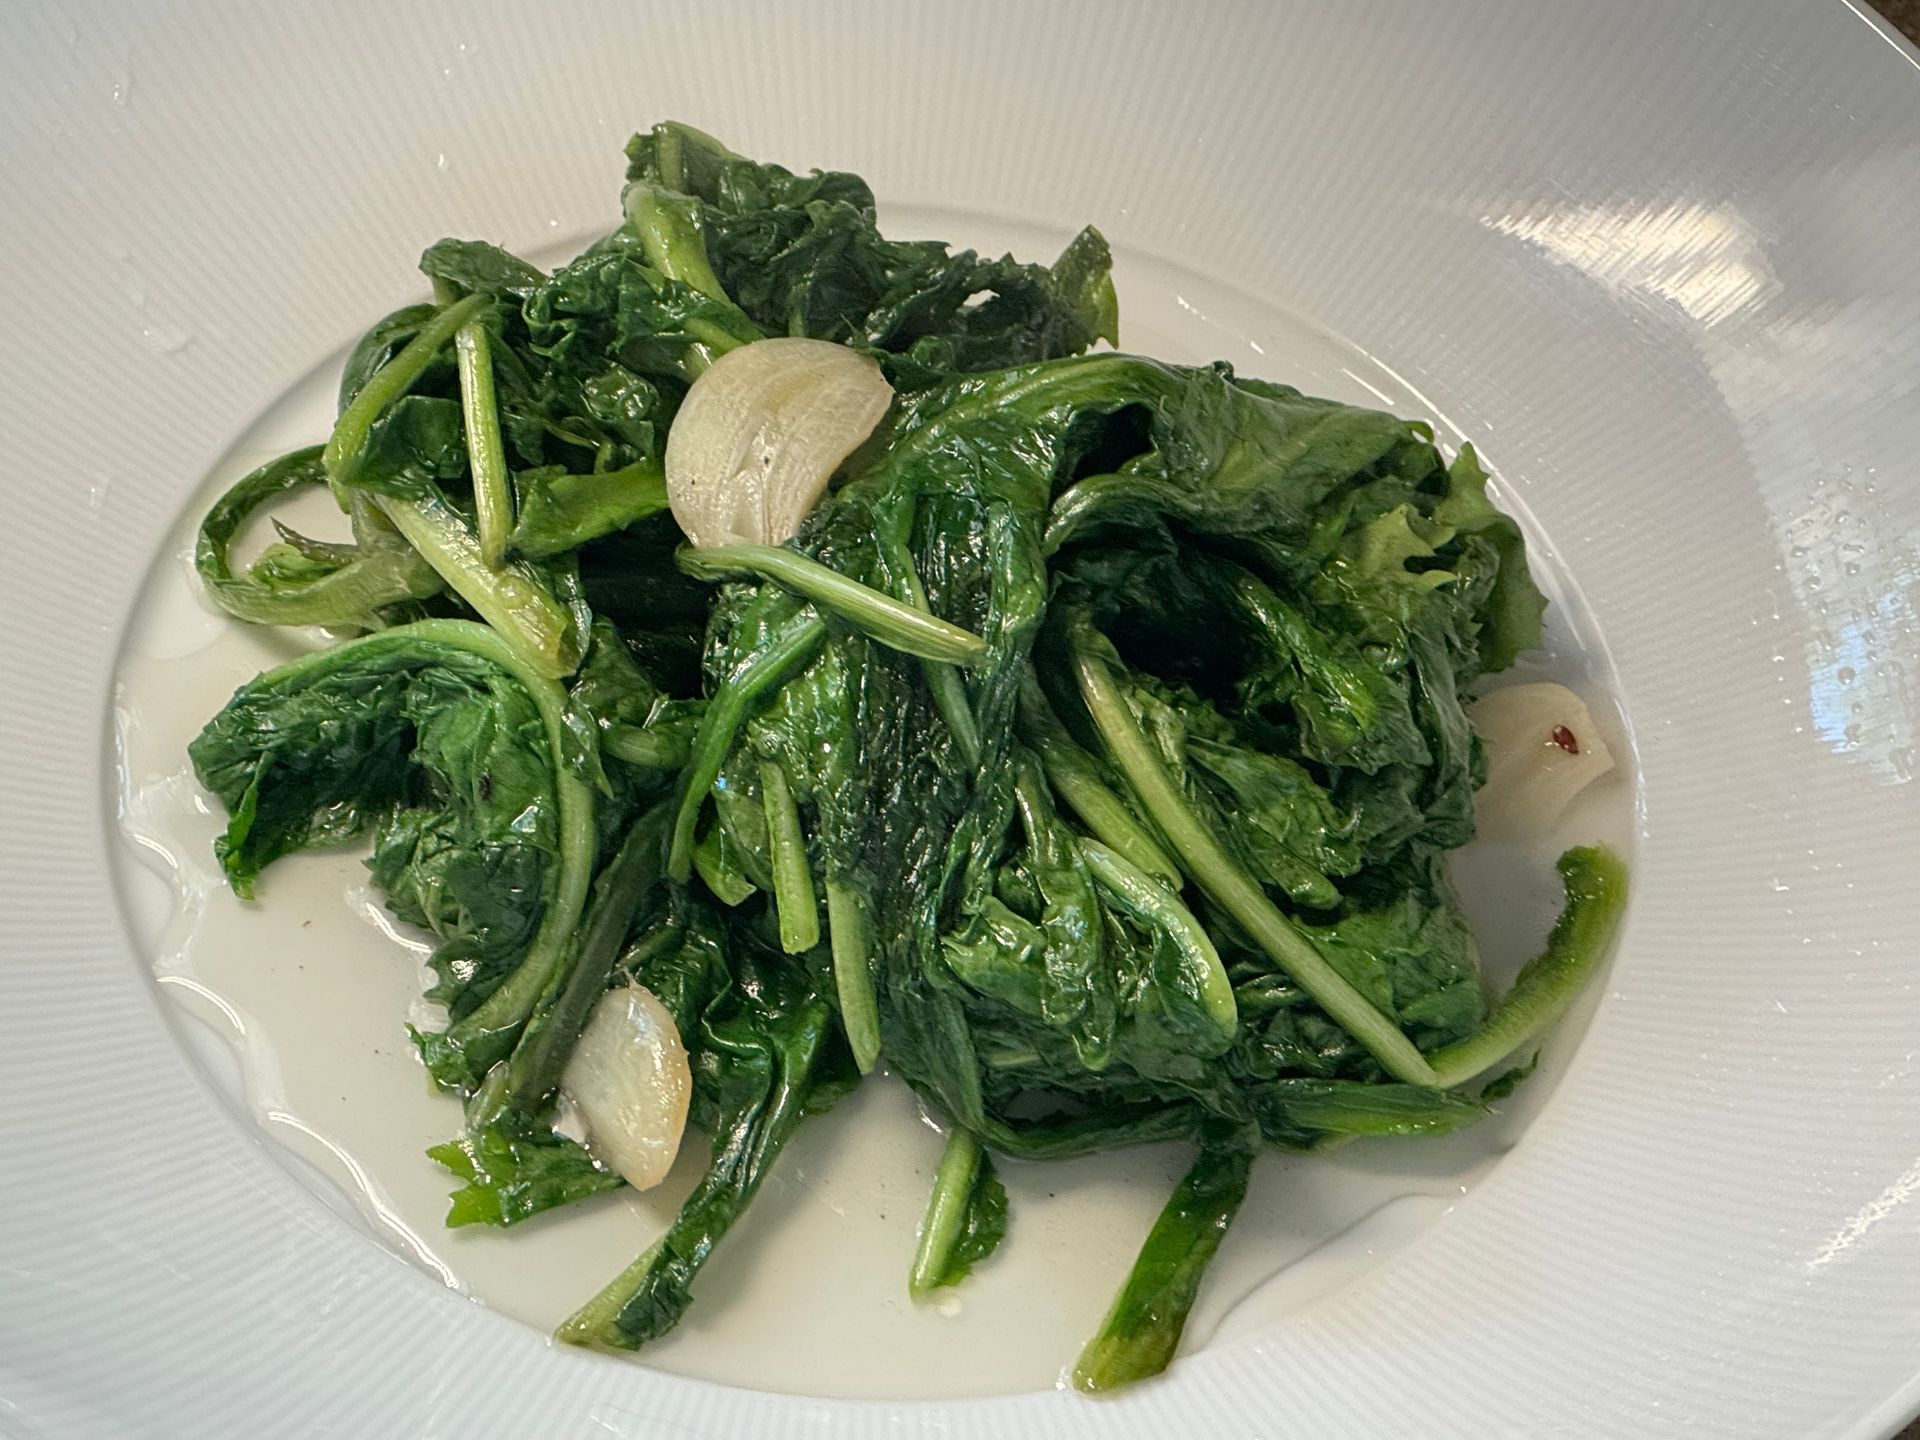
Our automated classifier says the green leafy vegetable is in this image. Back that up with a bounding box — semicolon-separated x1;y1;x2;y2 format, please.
187;122;1627;1394
558;936;845;1349
430;801;671;1227
189;619;595;1086
195;446;444;629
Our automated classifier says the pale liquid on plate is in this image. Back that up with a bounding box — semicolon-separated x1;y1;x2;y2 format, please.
109;217;1638;1400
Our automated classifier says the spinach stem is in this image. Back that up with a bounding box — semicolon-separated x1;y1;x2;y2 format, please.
760;761;820;954
195;446;443;627
678;543;988;667
1071;1145;1252;1392
626;183;737;308
1071;639;1440;1087
909;1127;982;1299
377;493;581;679
666;614;828;881
926;664;983;766
494;803;670;1119
1427;844;1627;1087
323;292;488;485
826;877;880;1073
603;722;692;771
692;825;756;905
557;997;831;1351
1079;840;1236;1043
1018;670;1180;885
447;295;515;567
623;181;762;375
889;549;983;766
557;1239;667;1349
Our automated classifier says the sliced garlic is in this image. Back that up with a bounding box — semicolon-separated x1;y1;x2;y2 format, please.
560;983;692;1192
1470;681;1616;841
665;337;893;548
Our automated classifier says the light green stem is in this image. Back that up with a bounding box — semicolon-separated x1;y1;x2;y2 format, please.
692;825;756;906
622;180;762;375
760;761;820;954
626;183;735;306
378;494;581;679
603;723;692;771
666;614;828;882
1019;670;1180;885
1079;840;1236;1042
893;555;983;766
909;1128;982;1299
450;305;514;567
826;878;880;1073
1072;641;1439;1087
323;292;487;485
678;543;987;666
1071;1145;1251;1392
1427;844;1628;1087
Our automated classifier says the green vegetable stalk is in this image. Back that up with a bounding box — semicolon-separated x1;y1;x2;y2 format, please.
759;760;820;954
666;612;828;881
826;877;881;1074
1069;630;1441;1088
1428;845;1628;1087
378;492;583;679
1072;1145;1252;1392
446;294;515;567
195;446;443;629
908;1128;1008;1298
1020;671;1180;886
678;542;988;666
323;293;487;488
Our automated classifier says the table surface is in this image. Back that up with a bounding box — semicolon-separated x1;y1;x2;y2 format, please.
1872;0;1920;41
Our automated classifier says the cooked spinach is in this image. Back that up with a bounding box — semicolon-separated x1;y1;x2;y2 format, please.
187;122;1627;1390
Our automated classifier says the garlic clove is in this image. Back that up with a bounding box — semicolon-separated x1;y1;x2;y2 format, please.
1470;681;1616;841
560;983;692;1192
665;337;893;549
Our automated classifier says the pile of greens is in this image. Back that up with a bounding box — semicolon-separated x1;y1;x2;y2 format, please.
188;123;1625;1391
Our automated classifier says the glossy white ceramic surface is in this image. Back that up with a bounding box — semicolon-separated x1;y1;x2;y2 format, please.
5;2;1920;1436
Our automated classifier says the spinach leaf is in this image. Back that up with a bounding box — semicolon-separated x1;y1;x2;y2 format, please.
195;446;444;629
429;1114;619;1228
419;237;545;302
626;120;1117;384
189;619;596;1085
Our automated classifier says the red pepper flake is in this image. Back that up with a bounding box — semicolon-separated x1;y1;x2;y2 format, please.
1550;724;1580;755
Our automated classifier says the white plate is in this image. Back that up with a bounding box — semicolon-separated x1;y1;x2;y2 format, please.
5;2;1920;1436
